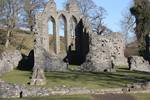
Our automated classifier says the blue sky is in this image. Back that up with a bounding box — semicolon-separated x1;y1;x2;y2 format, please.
95;0;133;32
54;0;133;32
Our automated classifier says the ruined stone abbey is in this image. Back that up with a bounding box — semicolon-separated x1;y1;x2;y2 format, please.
30;0;128;85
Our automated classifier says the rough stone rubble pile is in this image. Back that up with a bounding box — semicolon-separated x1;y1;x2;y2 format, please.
129;56;150;72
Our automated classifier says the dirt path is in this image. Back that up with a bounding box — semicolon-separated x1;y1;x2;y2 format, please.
93;93;136;100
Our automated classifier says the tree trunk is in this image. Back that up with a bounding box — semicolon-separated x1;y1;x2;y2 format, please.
5;29;11;48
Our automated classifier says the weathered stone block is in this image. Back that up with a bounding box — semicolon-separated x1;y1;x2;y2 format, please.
80;32;127;72
80;33;113;72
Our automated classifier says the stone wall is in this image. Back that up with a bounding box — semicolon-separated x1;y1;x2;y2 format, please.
107;33;127;66
1;81;150;98
31;32;67;85
81;32;127;72
80;33;113;72
35;0;81;54
0;50;22;76
0;82;50;98
32;31;67;72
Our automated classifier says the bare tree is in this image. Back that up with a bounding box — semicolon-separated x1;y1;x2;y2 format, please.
78;0;112;35
23;0;47;32
77;0;109;34
0;0;22;48
120;10;135;45
90;7;108;35
77;0;96;19
65;0;108;34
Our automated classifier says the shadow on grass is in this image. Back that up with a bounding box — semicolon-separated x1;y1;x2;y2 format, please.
45;68;150;88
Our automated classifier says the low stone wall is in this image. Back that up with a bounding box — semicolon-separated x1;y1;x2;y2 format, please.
0;81;50;98
1;81;150;98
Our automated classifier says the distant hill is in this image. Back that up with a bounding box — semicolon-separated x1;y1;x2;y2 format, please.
0;29;34;55
0;29;67;55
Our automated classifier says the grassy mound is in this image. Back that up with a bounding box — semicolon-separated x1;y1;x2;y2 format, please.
0;29;66;55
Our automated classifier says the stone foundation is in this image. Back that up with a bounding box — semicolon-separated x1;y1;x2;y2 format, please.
1;81;150;98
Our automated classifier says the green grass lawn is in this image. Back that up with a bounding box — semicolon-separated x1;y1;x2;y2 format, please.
131;93;150;100
0;67;150;89
0;70;31;85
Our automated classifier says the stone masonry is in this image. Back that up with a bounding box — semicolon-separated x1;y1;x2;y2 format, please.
107;32;127;66
81;32;127;72
35;0;81;54
30;32;46;85
33;0;83;72
80;33;113;72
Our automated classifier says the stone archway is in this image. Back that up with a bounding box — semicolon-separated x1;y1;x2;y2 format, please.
70;15;78;50
58;14;68;54
48;16;56;53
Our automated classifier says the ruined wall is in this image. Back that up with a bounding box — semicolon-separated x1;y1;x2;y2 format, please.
107;33;127;66
81;32;127;72
33;0;87;72
35;0;81;55
34;0;127;73
80;33;113;72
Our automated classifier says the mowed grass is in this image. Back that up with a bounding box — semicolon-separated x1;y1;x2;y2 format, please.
45;68;150;89
1;67;150;89
131;93;150;100
0;69;31;85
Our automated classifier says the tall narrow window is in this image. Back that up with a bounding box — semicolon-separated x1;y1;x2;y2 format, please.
48;16;56;53
58;14;67;53
70;16;77;50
